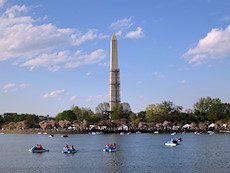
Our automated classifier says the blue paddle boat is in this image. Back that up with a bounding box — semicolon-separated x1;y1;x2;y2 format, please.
61;134;68;138
165;140;179;146
103;144;116;152
28;145;49;153
62;145;77;154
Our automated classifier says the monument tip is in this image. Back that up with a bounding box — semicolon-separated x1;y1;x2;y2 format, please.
112;33;117;40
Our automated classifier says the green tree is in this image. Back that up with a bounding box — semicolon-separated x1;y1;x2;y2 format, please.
162;101;183;114
137;111;146;119
55;110;77;122
71;105;82;120
145;104;167;122
3;114;17;123
193;96;221;113
120;102;132;118
111;104;123;120
206;103;230;122
95;102;109;114
110;103;132;120
80;107;94;121
26;114;39;124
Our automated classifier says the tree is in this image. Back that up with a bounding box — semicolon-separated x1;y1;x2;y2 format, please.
110;103;132;120
193;96;221;113
80;107;94;121
95;102;109;114
162;101;183;114
55;110;77;122
120;102;132;118
145;104;167;122
206;103;230;122
137;111;146;119
111;104;123;120
71;105;82;119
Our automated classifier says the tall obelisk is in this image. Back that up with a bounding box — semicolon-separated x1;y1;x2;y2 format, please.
109;33;120;111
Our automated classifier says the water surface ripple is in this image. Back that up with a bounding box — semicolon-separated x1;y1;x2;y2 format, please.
0;133;229;173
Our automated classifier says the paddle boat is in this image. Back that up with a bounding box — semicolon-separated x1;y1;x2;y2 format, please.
49;134;54;137
154;131;159;134
120;132;125;135
207;131;215;135
175;137;182;142
37;132;42;135
103;144;116;152
28;144;49;153
171;132;177;135
62;145;77;154
165;139;179;146
61;134;68;138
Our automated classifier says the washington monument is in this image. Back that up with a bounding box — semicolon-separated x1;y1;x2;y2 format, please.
109;33;120;111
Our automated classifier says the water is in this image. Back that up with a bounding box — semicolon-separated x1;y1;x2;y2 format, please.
0;133;230;173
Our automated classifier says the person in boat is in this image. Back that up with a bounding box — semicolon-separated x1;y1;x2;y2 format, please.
112;143;116;149
70;145;75;150
172;139;177;143
105;144;110;149
179;137;182;141
37;144;41;149
65;145;69;149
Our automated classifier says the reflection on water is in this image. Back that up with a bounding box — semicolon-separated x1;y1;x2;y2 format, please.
0;133;230;173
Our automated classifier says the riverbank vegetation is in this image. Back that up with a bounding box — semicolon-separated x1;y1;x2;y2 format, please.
1;96;230;131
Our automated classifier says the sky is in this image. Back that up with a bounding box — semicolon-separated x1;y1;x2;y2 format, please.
0;0;230;117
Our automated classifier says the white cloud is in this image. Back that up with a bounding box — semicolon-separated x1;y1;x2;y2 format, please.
43;89;65;98
125;27;144;39
98;33;109;39
86;72;91;76
94;95;103;99
19;83;27;88
86;95;104;102
0;4;107;71
116;30;122;37
180;80;186;84
21;49;106;71
153;72;165;78
0;0;6;8
183;25;230;66
73;29;97;45
65;49;106;69
110;17;134;30
3;83;15;89
22;50;69;70
70;96;77;101
86;96;93;102
103;62;109;66
220;16;230;21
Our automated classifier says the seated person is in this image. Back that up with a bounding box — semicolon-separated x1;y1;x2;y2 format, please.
70;145;75;150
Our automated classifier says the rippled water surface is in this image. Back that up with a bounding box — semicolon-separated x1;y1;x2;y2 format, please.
0;132;230;173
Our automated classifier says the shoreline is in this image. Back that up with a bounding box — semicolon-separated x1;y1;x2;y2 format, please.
1;129;229;134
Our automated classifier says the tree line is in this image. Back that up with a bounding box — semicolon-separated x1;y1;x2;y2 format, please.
1;96;230;128
54;96;230;125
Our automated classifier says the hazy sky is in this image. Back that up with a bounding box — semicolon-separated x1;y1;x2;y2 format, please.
0;0;230;116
